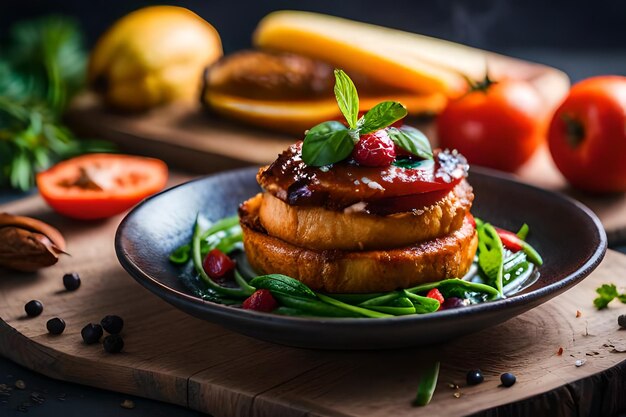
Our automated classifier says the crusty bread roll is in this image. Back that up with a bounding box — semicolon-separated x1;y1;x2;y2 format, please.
240;194;477;293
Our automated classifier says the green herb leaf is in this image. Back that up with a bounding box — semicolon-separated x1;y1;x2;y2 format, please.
388;125;433;160
302;121;354;166
250;274;317;299
333;69;359;129
593;283;619;309
358;101;407;134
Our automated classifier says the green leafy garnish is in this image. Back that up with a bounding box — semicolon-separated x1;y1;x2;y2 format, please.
387;125;433;160
333;69;359;129
0;16;114;191
301;69;430;166
250;274;317;299
593;283;626;309
300;121;353;166
358;101;407;134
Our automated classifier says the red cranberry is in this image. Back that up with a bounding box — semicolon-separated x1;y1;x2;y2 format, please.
203;249;236;282
352;129;396;167
242;289;278;312
441;297;466;310
426;288;445;310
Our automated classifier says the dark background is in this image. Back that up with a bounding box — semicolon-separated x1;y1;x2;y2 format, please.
1;1;626;416
2;0;626;82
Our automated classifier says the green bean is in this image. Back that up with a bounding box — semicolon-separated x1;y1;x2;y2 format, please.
234;270;256;294
477;223;504;295
169;243;190;264
522;242;543;266
273;307;310;317
327;292;386;304
367;297;416;315
358;291;402;307
413;361;440;406
368;305;416;315
192;216;253;298
516;223;529;240
200;215;240;240
316;294;392;318
406;279;501;300
215;230;243;254
272;293;361;317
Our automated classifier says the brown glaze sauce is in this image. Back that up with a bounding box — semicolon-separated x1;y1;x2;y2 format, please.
258;142;469;212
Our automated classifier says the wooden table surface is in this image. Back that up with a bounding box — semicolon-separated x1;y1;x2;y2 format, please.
0;187;624;417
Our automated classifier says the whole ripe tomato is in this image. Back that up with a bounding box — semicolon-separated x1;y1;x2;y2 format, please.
37;154;168;219
548;76;626;193
436;77;545;172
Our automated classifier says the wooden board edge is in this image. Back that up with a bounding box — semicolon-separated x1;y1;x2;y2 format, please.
0;320;190;408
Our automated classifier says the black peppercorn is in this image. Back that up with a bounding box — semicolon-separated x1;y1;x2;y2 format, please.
466;369;484;385
101;315;124;334
46;317;66;335
103;334;124;353
618;314;626;329
24;300;43;317
62;272;81;291
81;323;103;345
500;372;516;387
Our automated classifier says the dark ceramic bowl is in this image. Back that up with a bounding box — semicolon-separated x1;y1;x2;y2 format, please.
115;167;606;349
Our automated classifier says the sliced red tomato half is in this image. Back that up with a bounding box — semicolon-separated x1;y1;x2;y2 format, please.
37;154;168;220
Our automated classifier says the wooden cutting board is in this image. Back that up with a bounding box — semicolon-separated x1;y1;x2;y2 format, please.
0;189;625;417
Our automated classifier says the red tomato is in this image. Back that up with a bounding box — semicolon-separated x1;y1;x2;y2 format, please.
203;249;236;281
437;78;545;172
548;76;626;192
37;154;168;219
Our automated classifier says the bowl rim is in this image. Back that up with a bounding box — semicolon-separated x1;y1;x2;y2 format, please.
115;166;607;328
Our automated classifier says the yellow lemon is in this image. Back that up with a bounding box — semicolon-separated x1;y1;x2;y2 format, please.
89;6;222;111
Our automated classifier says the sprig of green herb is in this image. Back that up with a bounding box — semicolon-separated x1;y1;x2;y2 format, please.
0;16;114;191
593;284;626;309
301;69;431;166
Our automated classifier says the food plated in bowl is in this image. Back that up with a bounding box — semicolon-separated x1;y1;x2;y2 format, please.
174;70;544;314
115;69;605;348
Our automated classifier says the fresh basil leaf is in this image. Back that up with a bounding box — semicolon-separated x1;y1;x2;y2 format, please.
302;121;354;166
333;69;359;129
358;101;407;134
593;283;619;309
250;274;317;299
388;126;433;160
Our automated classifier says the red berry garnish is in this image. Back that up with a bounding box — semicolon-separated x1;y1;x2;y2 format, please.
352;129;396;167
426;288;445;310
242;289;278;312
203;249;236;282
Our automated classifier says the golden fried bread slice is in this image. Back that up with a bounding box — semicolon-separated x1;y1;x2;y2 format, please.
240;196;477;293
258;180;473;251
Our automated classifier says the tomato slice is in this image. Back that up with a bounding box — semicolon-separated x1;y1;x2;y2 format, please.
37;154;168;220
